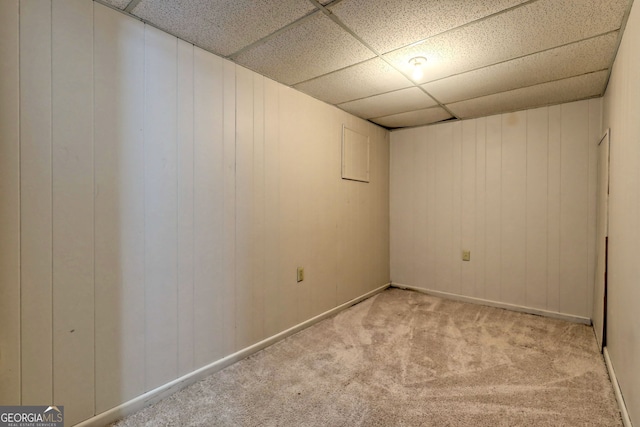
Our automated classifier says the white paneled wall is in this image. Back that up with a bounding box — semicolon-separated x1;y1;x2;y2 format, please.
0;0;21;406
603;0;640;423
0;1;390;424
391;99;601;320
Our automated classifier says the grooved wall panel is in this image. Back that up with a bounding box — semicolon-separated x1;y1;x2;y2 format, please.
461;120;477;297
547;105;562;313
262;78;281;338
390;99;600;319
474;118;487;299
484;115;502;302
235;65;256;350
276;86;301;327
193;46;224;367
94;4;146;413
525;107;549;310
222;60;237;355
252;72;267;342
20;0;53;406
177;39;195;377
51;0;95;423
559;101;590;316
0;0;21;405
500;111;527;306
143;25;179;392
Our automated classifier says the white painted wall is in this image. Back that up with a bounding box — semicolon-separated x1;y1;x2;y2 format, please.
603;0;640;423
391;99;601;320
0;1;390;424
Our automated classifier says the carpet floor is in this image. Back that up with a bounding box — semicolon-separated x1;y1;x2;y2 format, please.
111;288;622;426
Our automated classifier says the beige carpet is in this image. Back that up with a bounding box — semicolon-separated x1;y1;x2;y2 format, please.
112;288;622;426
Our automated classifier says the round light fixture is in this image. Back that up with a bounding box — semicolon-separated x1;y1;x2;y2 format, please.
408;56;427;81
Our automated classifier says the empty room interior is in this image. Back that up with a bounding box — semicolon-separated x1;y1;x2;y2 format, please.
1;0;640;425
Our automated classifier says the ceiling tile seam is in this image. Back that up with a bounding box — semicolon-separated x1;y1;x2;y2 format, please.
342;103;435;121
304;0;458;118
123;0;142;13
414;86;458;119
379;0;540;56
601;0;635;96
226;9;323;60
442;69;609;106
450;94;603;121
368;105;447;121
93;0;133;14
419;29;621;87
336;86;431;106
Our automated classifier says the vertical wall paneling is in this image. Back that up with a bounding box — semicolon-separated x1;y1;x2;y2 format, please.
13;2;391;418
546;105;562;313
277;86;300;327
525;107;549;309
252;73;267;342
20;0;53;405
235;65;255;350
94;4;146;412
297;95;314;318
390;101;596;319
424;127;437;291
193;47;224;367
389;129;414;286
143;25;179;391
474;118;487;299
559;102;590;316
500;111;527;306
413;129;428;290
222;60;237;354
262;78;281;338
484;115;502;302
0;0;21;405
586;98;602;316
380;128;391;285
177;39;195;377
433;125;454;292
461;120;477;297
308;101;338;316
51;0;94;422
451;123;463;295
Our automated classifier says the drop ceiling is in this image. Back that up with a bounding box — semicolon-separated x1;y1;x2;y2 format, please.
99;0;633;129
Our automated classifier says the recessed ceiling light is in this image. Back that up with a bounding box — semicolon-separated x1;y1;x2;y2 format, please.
408;56;427;81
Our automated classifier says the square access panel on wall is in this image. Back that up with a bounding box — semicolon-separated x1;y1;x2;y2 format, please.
342;125;369;183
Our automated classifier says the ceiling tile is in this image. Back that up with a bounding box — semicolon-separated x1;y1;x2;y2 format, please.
423;32;618;104
446;70;608;119
131;0;315;57
338;87;437;119
294;58;412;105
100;0;131;9
233;12;375;85
371;106;452;128
384;0;629;84
329;0;528;54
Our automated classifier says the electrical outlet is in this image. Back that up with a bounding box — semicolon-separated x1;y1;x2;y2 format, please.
462;250;471;261
297;267;304;282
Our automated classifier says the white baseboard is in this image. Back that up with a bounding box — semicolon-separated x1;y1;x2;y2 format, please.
390;283;591;325
75;283;391;427
604;347;633;427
